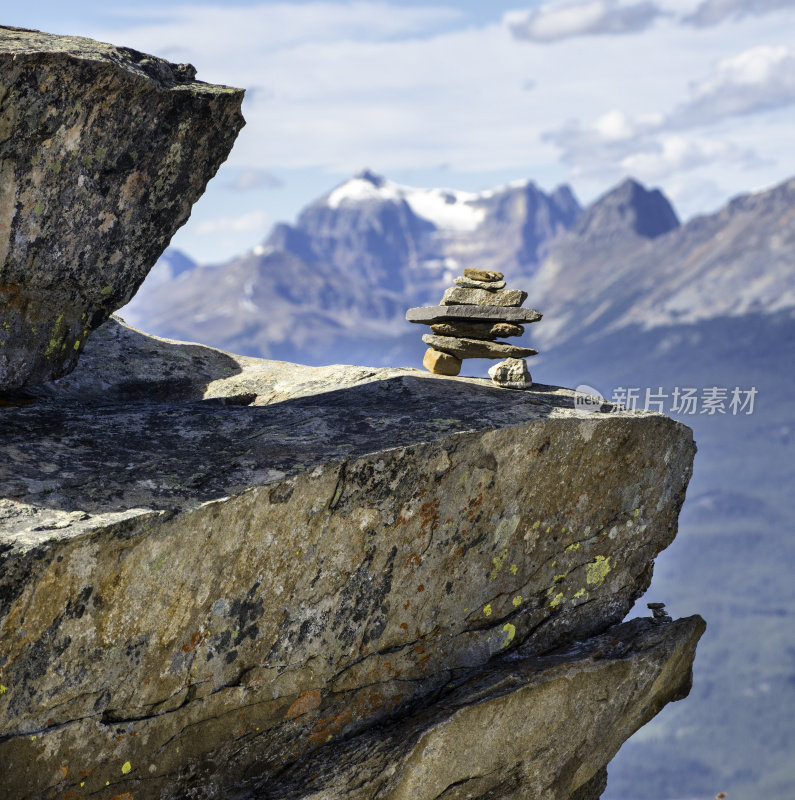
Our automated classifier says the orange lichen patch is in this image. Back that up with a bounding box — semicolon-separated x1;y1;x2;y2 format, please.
285;689;321;720
181;631;204;653
418;499;440;537
60;765;68;779
0;282;21;295
400;622;409;630
403;553;420;568
403;599;410;610
416;584;425;593
307;687;403;748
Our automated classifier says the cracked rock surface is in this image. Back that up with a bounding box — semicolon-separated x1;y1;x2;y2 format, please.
0;26;244;390
0;319;702;799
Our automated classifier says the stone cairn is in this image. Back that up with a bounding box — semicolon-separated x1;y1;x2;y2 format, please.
405;268;542;388
648;602;673;624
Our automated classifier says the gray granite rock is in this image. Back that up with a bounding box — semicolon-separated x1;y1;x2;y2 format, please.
454;276;507;290
257;617;705;800
406;305;542;325
442;286;528;307
0;26;244;390
0;319;700;799
423;333;538;359
430;321;524;340
489;357;533;388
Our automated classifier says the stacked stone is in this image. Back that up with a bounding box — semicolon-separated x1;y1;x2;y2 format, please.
405;268;542;388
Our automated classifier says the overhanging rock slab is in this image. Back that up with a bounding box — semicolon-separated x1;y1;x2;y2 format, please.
0;26;244;389
0;319;699;799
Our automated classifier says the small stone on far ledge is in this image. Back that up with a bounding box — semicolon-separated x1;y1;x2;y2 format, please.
423;348;462;376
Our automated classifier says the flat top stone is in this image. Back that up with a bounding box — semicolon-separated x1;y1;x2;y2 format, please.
0;318;664;548
464;268;504;282
407;305;543;324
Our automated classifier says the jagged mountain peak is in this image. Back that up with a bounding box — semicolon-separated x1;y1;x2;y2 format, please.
321;172;487;234
574;177;680;241
352;168;387;187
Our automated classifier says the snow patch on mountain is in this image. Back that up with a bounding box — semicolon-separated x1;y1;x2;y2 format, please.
326;172;486;231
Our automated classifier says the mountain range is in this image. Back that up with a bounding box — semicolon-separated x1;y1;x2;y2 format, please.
120;170;795;800
121;169;794;366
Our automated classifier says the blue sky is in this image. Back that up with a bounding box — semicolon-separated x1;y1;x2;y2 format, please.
4;0;795;262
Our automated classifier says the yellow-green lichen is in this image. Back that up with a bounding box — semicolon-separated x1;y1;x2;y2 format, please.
148;553;167;573
100;285;113;296
510;563;518;575
565;542;580;552
549;592;564;608
586;555;611;585
0;684;8;694
501;623;516;648
483;603;492;617
428;418;459;428
44;314;64;358
490;548;508;580
121;761;131;774
512;595;522;607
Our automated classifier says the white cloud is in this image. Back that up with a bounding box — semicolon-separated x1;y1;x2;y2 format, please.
620;135;760;178
506;0;664;43
95;2;462;63
542;44;792;181
226;168;283;192
542;110;664;176
683;0;795;27
193;210;270;236
669;45;795;126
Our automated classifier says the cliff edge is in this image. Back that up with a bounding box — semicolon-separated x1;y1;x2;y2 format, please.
0;318;704;799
